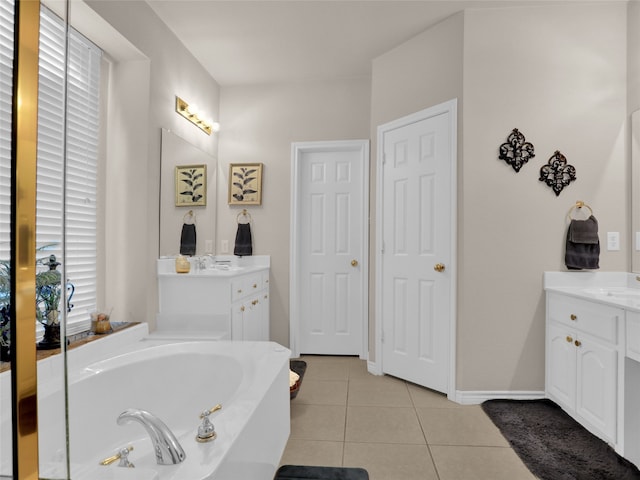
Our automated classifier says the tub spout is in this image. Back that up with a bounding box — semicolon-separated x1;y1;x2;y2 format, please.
117;409;186;465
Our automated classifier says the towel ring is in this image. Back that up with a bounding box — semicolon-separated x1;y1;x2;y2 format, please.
567;201;593;221
237;209;251;224
183;210;196;224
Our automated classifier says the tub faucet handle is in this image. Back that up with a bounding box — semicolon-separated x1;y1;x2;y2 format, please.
197;404;222;442
99;445;134;467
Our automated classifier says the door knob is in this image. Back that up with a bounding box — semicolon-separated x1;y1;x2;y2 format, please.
434;263;445;272
351;259;358;267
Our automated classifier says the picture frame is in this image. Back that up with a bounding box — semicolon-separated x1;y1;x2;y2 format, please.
175;164;207;207
228;163;263;205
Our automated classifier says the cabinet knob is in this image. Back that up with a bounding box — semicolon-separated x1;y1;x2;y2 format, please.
253;284;258;289
570;314;577;321
252;300;258;306
264;295;268;299
566;336;573;343
574;340;582;347
240;306;245;312
237;289;242;294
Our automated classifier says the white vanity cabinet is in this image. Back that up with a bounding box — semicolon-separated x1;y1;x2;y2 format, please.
546;292;620;444
231;270;270;341
156;257;270;341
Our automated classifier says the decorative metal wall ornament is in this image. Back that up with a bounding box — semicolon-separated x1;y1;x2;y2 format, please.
498;128;535;172
539;150;576;196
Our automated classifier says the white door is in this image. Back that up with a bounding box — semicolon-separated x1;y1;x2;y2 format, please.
291;140;369;357
377;100;456;394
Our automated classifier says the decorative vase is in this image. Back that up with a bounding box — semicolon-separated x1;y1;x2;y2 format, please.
0;344;9;362
37;323;61;350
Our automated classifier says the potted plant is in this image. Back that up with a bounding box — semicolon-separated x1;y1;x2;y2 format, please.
0;248;75;355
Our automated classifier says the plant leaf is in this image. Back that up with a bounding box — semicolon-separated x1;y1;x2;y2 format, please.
192;194;202;202
243;177;255;185
243;189;257;195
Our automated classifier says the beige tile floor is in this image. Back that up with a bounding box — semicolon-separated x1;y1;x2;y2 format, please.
280;355;538;480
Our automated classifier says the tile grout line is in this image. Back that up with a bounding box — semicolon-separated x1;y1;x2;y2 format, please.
409;380;442;480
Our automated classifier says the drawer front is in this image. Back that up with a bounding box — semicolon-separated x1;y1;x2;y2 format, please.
548;294;620;344
232;273;262;302
627;311;640;362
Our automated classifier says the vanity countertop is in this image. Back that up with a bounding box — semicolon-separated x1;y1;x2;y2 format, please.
544;271;640;312
157;255;270;277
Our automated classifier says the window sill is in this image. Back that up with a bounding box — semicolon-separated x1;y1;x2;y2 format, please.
0;322;139;374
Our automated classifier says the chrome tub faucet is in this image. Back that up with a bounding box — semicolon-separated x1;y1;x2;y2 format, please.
117;409;186;465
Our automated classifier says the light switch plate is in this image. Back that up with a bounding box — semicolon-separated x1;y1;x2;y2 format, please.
221;239;229;253
607;232;620;251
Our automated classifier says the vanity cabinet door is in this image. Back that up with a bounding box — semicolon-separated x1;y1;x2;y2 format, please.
547;322;577;410
575;334;617;441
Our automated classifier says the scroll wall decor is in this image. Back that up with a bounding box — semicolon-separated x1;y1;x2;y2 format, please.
539;150;576;196
498;128;535;172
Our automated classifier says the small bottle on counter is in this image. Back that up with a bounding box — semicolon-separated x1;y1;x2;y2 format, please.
175;255;191;274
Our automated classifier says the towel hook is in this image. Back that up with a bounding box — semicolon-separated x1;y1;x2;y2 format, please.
567;200;593;221
236;209;251;224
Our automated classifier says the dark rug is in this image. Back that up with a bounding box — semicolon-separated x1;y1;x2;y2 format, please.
290;360;307;400
482;399;640;480
274;465;369;480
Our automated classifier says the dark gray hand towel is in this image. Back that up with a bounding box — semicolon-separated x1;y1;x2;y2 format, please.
180;223;196;256
565;215;599;270
234;222;253;256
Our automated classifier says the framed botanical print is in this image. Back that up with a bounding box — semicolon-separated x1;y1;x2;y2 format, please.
228;163;263;205
175;164;207;207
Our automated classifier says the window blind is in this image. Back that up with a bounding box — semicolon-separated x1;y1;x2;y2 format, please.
1;2;102;333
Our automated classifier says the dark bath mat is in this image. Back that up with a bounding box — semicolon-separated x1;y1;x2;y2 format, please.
482;398;640;480
289;360;307;400
274;465;369;480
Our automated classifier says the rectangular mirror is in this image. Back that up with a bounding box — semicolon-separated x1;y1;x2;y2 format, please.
160;129;217;256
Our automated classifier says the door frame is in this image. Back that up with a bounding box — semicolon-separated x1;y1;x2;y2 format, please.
290;140;370;359
372;99;457;400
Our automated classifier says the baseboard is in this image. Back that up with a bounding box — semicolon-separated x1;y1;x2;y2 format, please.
367;359;382;375
455;390;546;405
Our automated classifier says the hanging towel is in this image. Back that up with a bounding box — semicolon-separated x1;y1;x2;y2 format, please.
565;215;599;270
180;223;197;256
234;223;253;256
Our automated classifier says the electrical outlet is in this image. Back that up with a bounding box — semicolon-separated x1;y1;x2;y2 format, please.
607;232;620;251
221;240;229;253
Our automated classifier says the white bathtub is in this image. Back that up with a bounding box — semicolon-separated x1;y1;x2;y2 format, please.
0;324;291;480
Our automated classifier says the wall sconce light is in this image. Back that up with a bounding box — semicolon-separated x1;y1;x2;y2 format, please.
175;96;220;135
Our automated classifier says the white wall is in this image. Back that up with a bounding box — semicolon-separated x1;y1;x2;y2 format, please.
370;3;627;392
85;0;220;326
217;78;372;346
460;4;627;392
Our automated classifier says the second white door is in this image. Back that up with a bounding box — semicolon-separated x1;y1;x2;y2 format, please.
378;100;456;394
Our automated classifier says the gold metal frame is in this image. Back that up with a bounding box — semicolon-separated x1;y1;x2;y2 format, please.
12;0;41;478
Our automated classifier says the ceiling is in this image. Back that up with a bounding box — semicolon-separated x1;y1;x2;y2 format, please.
145;0;580;87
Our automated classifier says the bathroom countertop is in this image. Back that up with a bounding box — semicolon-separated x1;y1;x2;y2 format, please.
544;271;640;312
